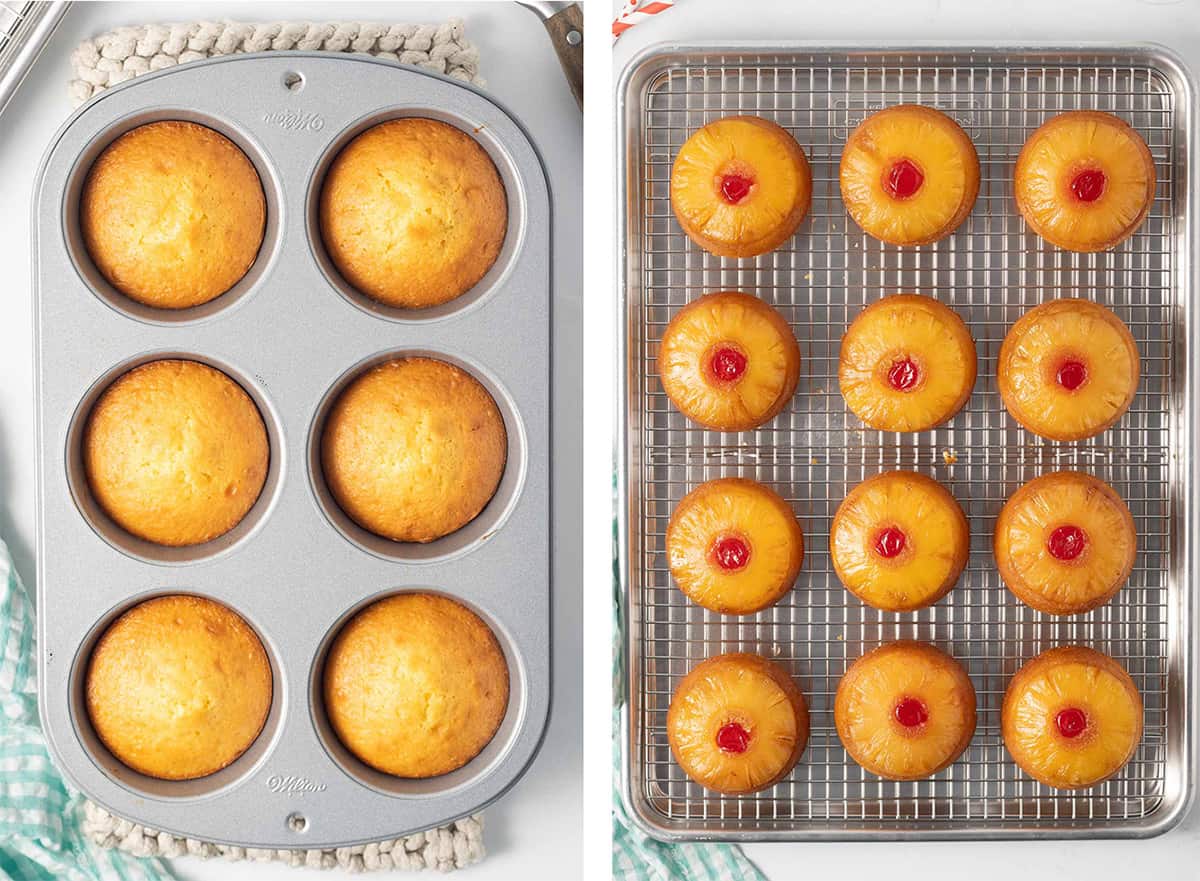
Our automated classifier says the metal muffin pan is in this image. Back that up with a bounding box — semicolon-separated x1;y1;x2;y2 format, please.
34;53;551;848
618;44;1196;840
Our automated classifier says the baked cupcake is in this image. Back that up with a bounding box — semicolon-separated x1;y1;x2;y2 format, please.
839;105;979;246
667;653;808;794
84;359;269;547
670;116;812;257
666;477;803;615
835;642;976;781
1015;111;1156;252
839;294;976;432
1003;646;1143;789
320;118;507;309
324;593;508;778
321;357;506;543
657;292;800;432
81;121;266;310
831;471;968;612
86;595;272;780
998;299;1139;441
995;472;1136;616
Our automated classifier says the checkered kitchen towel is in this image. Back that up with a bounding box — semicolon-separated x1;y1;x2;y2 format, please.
611;516;767;881
0;539;170;881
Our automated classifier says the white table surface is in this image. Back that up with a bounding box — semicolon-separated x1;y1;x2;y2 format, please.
0;2;581;879
613;1;1200;879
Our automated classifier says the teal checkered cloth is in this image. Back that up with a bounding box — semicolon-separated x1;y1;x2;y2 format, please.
612;720;768;881
611;518;766;881
0;539;172;881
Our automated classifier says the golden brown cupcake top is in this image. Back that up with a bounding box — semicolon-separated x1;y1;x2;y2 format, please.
84;359;269;547
321;357;507;544
319;118;507;309
323;593;509;778
86;595;272;781
81;121;266;309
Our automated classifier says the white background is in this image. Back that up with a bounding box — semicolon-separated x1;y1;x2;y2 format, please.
608;1;1200;879
0;2;581;880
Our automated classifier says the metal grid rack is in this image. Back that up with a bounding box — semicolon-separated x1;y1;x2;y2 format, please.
621;48;1192;839
0;1;67;118
0;2;32;47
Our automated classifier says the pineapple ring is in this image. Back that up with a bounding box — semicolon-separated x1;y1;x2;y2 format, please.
995;472;1136;615
670;116;812;258
840;105;980;246
667;653;809;794
667;478;804;615
1015;111;1156;252
1003;646;1143;790
831;471;968;612
998;299;1139;441
839;294;977;432
835;642;976;781
658;291;800;431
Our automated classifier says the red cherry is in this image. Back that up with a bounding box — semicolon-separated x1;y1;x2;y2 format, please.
1047;525;1087;562
1055;707;1088;738
887;357;921;392
716;721;751;754
712;535;751;571
883;158;925;199
709;346;748;383
719;173;754;205
873;526;907;559
1071;169;1106;203
1056;359;1088;391
894;697;929;728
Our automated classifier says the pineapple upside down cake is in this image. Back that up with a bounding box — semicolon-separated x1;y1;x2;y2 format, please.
1015;110;1156;252
667;653;809;794
667;477;803;615
839;105;980;246
657;291;800;432
831;471;969;613
995;472;1136;616
839;294;977;433
670;116;812;258
998;299;1140;441
1003;646;1143;789
835;641;977;781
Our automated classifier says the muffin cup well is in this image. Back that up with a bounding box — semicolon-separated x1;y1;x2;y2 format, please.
68;590;286;801
63;109;283;326
308;349;527;563
66;352;285;565
309;589;524;799
305;108;526;323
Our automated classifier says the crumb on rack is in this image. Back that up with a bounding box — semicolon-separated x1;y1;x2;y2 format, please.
810;457;819;465
943;449;958;465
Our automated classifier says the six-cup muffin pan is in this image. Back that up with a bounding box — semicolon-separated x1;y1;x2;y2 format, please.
33;53;550;849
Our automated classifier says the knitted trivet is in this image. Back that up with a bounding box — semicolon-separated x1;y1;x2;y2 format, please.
69;18;487;872
69;18;483;106
83;803;485;873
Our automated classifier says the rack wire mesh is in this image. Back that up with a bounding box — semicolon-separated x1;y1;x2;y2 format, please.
622;49;1190;837
0;1;66;118
0;2;32;51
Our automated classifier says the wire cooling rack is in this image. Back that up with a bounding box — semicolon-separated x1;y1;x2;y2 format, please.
0;1;68;119
619;47;1194;840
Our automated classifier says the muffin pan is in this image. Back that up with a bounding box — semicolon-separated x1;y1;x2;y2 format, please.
34;53;550;848
619;45;1194;839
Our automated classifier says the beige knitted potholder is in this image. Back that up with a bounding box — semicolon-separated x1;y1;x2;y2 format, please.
69;18;486;874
